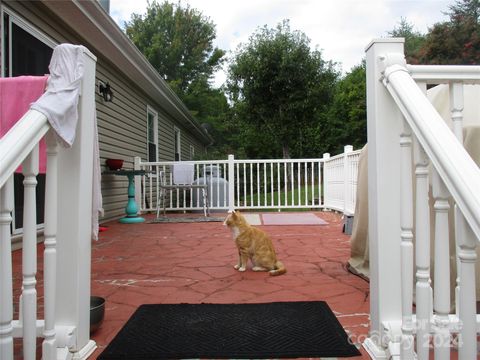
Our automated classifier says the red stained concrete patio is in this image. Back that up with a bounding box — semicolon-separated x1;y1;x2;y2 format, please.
88;211;371;359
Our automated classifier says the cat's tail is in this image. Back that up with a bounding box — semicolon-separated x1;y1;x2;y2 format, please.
269;261;286;276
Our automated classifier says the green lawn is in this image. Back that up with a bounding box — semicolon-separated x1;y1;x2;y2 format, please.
239;184;321;211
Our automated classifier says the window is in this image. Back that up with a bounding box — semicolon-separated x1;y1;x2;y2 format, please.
2;9;55;77
189;145;195;160
174;127;181;161
147;107;158;162
2;9;55;232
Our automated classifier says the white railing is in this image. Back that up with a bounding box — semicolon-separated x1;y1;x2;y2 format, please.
0;47;97;360
135;148;361;215
365;38;480;359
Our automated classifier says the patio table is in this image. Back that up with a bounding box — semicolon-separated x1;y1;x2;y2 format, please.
103;169;147;223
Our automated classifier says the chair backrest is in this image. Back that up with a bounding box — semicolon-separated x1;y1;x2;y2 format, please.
173;162;194;185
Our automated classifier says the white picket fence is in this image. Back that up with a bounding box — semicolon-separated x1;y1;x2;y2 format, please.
134;145;361;215
365;38;480;359
0;46;97;360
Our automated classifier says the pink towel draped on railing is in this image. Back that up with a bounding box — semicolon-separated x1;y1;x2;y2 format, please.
0;75;49;173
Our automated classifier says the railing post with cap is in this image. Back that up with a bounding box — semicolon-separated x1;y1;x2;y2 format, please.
55;49;97;357
363;38;404;358
228;154;235;213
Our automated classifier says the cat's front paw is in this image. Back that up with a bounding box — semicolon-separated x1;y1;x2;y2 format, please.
234;264;240;270
238;266;246;272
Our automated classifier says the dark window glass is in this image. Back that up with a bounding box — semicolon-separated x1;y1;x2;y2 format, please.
12;23;52;76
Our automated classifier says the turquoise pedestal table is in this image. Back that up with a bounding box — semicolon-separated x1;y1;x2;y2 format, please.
104;169;146;224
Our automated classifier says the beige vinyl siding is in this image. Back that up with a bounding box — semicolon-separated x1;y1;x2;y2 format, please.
2;0;209;223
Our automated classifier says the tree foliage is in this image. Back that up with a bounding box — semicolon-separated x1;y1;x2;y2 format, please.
227;20;339;159
325;62;366;155
125;0;225;95
388;18;426;64
419;0;480;64
124;0;229;151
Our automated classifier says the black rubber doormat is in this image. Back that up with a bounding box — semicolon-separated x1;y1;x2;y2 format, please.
98;301;361;359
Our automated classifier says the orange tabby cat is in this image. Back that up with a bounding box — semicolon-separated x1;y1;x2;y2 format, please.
224;211;286;276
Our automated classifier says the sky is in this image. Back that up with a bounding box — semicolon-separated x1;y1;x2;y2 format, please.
109;0;456;86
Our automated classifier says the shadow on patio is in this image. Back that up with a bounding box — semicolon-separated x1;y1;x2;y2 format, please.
89;211;370;359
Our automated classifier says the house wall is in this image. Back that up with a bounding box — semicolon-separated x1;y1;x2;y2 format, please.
1;1;207;223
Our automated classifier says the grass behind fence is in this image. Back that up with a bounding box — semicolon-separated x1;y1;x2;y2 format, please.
238;184;321;211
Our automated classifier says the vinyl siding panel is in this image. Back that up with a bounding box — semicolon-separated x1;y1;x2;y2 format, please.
2;1;209;224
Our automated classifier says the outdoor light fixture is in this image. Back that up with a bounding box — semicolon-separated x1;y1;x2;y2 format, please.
99;81;113;102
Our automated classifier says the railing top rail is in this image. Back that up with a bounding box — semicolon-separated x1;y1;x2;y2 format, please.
383;63;480;240
408;64;480;84
0;109;50;188
140;160;229;166
233;158;323;164
325;150;362;162
139;158;327;166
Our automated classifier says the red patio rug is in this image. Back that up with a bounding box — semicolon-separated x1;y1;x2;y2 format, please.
261;212;328;225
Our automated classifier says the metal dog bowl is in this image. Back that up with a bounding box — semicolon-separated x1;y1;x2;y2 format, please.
90;296;105;333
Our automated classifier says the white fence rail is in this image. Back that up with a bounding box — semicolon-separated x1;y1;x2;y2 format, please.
135;148;361;215
365;38;480;359
0;46;97;360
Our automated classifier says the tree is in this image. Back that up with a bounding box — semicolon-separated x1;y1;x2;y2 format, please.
227;20;339;159
325;61;366;154
125;1;225;95
419;0;480;64
388;18;426;64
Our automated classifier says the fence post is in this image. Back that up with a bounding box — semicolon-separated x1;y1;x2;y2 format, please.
363;38;404;358
228;154;235;213
322;153;330;209
55;49;97;357
343;145;353;215
134;156;141;210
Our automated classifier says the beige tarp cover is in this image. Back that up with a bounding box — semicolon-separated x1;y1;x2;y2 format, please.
348;84;480;298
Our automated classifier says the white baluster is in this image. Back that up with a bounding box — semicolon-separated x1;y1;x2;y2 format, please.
263;162;267;207
450;83;464;319
431;169;451;359
414;139;431;359
449;82;464;143
455;207;477;359
256;163;260;207
227;155;235;212
291;162;295;206
283;162;287;206
42;132;58;359
304;161;308;205
0;176;14;360
400;124;415;359
22;145;39;360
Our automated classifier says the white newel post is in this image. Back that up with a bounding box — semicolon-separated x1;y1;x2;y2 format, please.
322;153;330;208
228;154;235;213
343;145;353;215
55;49;97;359
364;39;404;358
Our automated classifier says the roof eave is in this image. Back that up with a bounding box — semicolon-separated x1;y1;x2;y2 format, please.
40;0;213;145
